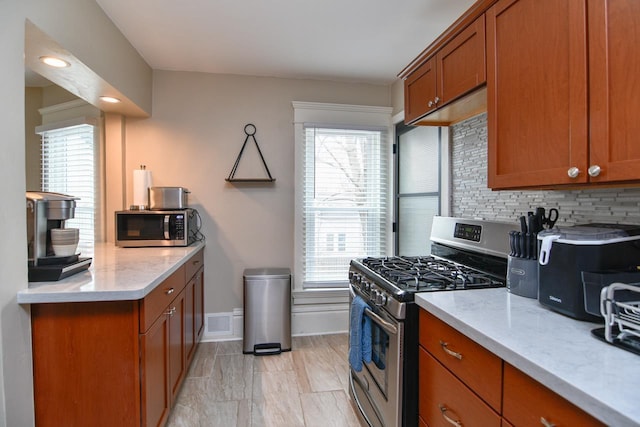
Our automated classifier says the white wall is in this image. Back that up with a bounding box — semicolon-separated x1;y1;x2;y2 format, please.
124;71;392;314
1;1;151;425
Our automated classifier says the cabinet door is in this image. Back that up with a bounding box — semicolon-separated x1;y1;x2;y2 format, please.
195;268;205;341
141;311;170;427
588;0;640;183
419;348;501;427
405;57;438;123
185;275;196;365
486;0;589;189
437;15;486;106
419;310;502;412
169;288;187;404
503;363;605;427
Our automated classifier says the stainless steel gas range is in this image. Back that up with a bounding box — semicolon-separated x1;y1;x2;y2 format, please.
348;216;518;427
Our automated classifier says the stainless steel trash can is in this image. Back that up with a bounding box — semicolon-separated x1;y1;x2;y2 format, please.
243;268;292;355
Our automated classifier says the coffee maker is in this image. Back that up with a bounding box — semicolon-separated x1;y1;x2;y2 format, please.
27;191;92;281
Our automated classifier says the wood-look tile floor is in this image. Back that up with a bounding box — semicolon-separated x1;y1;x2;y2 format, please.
167;334;366;427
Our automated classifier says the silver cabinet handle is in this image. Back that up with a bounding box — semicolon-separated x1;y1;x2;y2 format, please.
165;307;176;316
165;287;175;295
434;96;440;104
588;165;601;177
540;417;556;427
439;405;462;427
567;167;580;178
440;340;463;360
428;100;434;107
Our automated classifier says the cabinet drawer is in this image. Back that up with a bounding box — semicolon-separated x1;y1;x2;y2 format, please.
185;248;204;281
419;310;502;411
419;348;501;427
503;363;605;427
140;265;186;332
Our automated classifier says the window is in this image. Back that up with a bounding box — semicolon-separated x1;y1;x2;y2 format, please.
394;124;447;255
293;102;392;291
37;118;101;255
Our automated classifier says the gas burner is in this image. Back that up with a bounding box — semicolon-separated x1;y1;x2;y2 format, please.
357;255;504;294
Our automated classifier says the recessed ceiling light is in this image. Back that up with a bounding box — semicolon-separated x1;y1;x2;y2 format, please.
99;96;121;103
39;56;70;68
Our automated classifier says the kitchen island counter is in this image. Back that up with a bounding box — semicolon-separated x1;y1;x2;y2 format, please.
416;288;640;427
18;242;205;304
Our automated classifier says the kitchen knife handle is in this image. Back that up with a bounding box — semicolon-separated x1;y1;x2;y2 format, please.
520;216;528;233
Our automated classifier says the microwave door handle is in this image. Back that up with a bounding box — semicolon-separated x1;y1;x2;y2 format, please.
164;215;170;239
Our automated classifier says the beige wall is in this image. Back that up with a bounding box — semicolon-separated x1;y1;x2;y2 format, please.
391;78;405;118
1;0;151;425
124;70;391;313
24;87;42;191
25;84;81;190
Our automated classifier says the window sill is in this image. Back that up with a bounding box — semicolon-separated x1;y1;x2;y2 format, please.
292;288;349;305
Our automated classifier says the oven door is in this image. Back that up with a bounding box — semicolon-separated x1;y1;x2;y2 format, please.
349;286;403;427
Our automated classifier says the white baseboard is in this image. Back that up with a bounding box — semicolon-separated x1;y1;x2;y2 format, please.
202;303;349;342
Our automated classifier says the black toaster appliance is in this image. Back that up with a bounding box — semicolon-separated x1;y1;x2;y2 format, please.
537;223;640;322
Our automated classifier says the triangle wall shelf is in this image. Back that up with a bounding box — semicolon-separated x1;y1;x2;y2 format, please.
226;123;275;183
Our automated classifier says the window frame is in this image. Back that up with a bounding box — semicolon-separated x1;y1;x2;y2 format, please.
36;101;105;253
292;101;393;302
393;123;451;255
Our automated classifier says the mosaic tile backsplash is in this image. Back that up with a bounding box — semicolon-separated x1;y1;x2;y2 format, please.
450;113;640;226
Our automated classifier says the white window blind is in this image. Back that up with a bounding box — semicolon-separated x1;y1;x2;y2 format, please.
38;122;98;255
302;125;389;288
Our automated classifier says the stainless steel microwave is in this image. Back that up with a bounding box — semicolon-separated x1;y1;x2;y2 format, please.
115;209;196;247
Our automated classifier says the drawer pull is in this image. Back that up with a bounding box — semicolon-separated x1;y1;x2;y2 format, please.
439;404;462;427
439;340;463;360
165;288;175;295
193;260;200;265
165;307;176;316
540;417;556;427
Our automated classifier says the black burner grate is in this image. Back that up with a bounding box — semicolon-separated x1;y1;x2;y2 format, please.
360;255;503;293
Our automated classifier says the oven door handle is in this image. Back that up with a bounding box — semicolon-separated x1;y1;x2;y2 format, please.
350;287;398;336
365;308;398;336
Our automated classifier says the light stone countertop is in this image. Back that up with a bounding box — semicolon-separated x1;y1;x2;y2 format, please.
17;242;205;304
415;288;640;427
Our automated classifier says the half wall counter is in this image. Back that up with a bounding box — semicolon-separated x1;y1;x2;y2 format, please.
18;242;205;427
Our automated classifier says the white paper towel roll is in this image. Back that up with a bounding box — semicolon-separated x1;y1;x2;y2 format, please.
132;168;153;208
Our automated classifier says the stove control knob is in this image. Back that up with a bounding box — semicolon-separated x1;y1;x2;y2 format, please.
369;289;385;306
378;292;388;306
364;280;371;291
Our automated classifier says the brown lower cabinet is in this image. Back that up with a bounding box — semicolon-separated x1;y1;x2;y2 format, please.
418;309;605;427
503;362;605;427
419;347;501;427
31;249;204;427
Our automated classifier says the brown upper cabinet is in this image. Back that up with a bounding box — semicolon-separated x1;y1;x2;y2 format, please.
403;15;487;126
487;0;640;189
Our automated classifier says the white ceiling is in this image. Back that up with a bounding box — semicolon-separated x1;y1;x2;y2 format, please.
94;0;476;85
